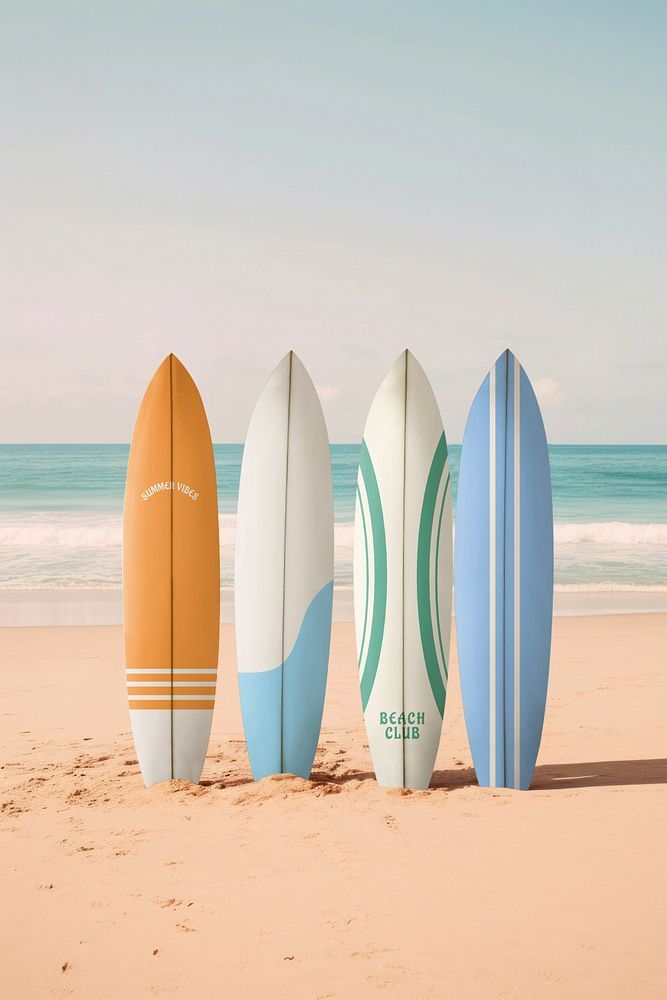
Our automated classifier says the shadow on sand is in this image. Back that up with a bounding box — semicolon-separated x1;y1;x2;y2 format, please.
530;757;667;790
314;758;667;791
197;757;667;792
430;758;667;791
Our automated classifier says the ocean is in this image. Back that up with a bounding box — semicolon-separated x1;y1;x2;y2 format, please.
0;444;665;622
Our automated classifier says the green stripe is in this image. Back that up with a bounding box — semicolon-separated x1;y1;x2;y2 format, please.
434;472;451;681
358;440;387;712
356;484;370;671
416;433;448;717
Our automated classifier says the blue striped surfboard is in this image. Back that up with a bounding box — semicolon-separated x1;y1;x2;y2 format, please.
455;350;553;790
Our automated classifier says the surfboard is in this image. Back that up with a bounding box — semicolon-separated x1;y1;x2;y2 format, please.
455;349;553;790
354;350;453;790
235;351;334;780
123;354;220;787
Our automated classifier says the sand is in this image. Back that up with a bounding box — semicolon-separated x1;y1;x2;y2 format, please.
1;615;666;999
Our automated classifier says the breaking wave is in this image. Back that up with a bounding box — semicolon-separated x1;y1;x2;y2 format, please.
553;522;667;545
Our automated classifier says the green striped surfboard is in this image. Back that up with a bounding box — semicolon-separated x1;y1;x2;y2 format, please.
354;350;453;789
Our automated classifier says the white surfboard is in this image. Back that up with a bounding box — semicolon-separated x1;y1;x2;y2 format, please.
354;350;453;789
235;352;334;779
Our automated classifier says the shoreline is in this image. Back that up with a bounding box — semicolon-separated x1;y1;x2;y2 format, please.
2;585;667;627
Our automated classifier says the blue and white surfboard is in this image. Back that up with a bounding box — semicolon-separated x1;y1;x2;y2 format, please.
455;350;553;790
235;352;334;780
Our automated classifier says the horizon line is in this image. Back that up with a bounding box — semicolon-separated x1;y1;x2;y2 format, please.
1;441;666;448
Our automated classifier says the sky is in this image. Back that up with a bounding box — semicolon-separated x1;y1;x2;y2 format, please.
1;1;665;443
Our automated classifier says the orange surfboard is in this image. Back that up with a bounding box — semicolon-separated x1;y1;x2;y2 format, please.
124;355;219;786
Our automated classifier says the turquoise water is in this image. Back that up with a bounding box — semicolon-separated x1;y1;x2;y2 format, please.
0;444;665;591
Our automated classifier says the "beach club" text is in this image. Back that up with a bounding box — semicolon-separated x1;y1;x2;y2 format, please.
379;711;425;740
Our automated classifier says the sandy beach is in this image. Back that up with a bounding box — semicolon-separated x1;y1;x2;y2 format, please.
1;615;666;998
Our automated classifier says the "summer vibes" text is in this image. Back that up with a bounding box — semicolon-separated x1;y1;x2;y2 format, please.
140;481;200;501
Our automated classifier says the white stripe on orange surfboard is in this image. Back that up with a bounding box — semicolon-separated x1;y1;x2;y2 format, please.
127;664;217;709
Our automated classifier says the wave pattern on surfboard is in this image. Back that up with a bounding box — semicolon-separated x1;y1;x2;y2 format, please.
235;352;334;780
455;349;553;790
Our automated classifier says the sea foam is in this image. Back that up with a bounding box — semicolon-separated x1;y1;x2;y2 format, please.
553;522;667;545
0;515;123;548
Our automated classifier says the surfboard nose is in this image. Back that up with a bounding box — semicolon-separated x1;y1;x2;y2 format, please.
165;353;197;383
491;348;513;371
146;354;172;386
266;352;322;406
144;354;192;396
271;350;312;380
387;349;409;374
152;353;191;375
264;351;294;388
386;349;431;387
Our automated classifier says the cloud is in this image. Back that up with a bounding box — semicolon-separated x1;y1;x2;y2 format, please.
534;376;567;409
315;384;340;403
0;386;23;406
